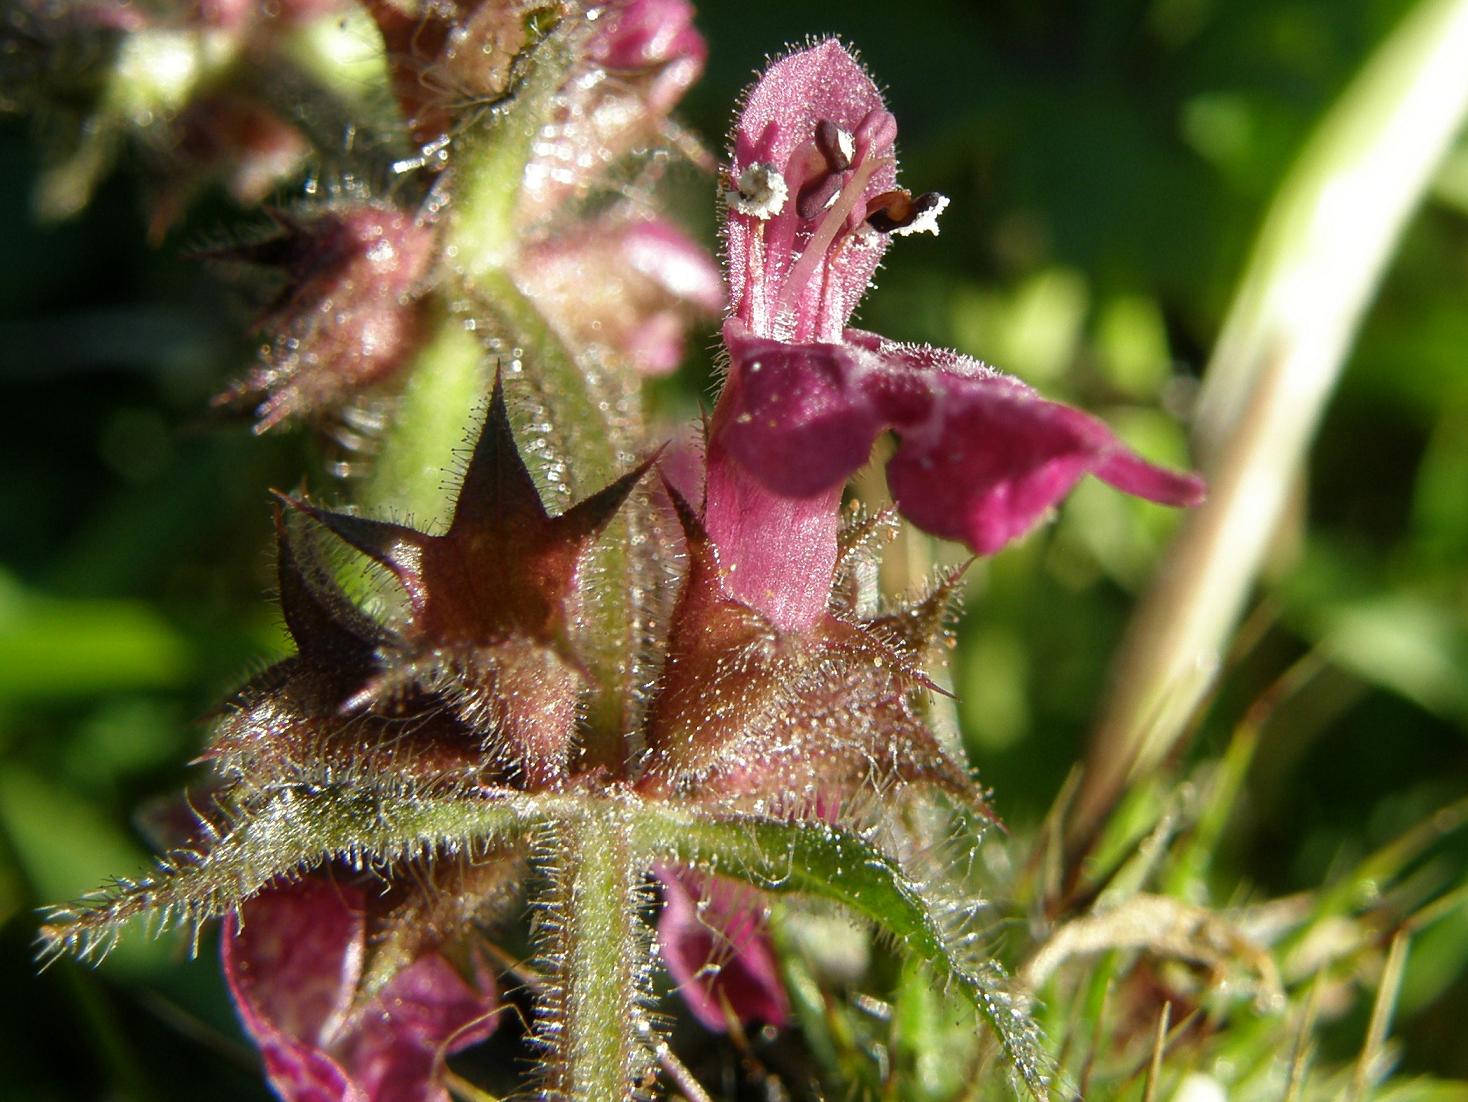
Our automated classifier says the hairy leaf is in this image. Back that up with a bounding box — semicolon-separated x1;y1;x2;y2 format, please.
626;803;1051;1098
38;784;550;965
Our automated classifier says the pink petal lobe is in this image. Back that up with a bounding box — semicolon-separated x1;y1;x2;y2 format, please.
223;880;500;1102
588;0;707;115
1094;450;1208;506
867;337;1204;552
655;868;789;1033
223;880;367;1102
358;954;500;1055
517;214;722;376
717;322;883;497
345;955;500;1102
886;391;1109;553
712;328;1205;561
257;1045;363;1102
731;40;886;180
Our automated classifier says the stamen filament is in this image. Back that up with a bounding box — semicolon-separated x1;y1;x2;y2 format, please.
776;155;886;331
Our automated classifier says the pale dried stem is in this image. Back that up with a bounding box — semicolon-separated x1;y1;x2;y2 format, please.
1282;977;1322;1102
1141;1000;1171;1102
1347;931;1410;1102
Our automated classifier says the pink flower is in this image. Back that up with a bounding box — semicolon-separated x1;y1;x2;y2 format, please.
516;213;724;376
704;40;1204;630
518;0;708;218
655;868;789;1033
223;879;500;1102
586;0;707;118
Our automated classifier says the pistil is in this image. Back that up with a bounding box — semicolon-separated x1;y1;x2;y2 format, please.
775;152;885;335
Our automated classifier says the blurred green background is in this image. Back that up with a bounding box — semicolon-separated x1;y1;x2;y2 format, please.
4;0;1468;1097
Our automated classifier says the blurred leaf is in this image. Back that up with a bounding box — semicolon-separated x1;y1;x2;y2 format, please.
0;765;177;973
949;268;1090;385
893;958;977;1101
960;624;1031;753
1281;552;1468;728
0;767;148;903
1429;140;1468;214
1411;400;1468;565
0;572;191;700
1095;295;1172;400
61;698;186;783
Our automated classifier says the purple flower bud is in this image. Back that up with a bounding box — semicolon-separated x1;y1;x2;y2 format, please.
586;0;706;116
150;94;307;240
520;0;707;219
211;204;435;430
516;213;723;375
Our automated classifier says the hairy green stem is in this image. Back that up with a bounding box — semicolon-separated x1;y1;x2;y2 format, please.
363;306;491;527
541;810;650;1101
448;18;572;277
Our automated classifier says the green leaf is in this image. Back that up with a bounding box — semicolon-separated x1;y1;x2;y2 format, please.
626;803;1052;1099
39;783;550;964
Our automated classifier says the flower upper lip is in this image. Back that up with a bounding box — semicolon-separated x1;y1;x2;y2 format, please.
722;40;902;344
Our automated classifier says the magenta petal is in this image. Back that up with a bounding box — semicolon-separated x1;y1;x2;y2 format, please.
713;328;1204;560
717;322;884;498
700;321;877;628
346;956;500;1102
703;434;841;631
223;880;500;1102
223;880;366;1102
886;391;1114;553
655;868;789;1033
869;338;1204;552
357;954;499;1056
620;218;726;314
589;0;707;115
257;1044;364;1102
1094;449;1208;506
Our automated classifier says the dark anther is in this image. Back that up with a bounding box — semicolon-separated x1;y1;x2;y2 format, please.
865;189;944;233
911;192;945;218
814;119;852;173
864;189;915;233
796;172;844;220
